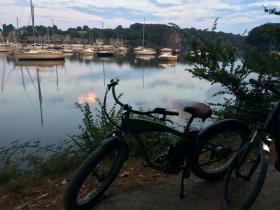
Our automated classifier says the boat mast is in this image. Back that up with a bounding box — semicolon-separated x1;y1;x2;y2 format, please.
30;0;35;45
142;18;145;47
36;68;44;126
0;23;4;43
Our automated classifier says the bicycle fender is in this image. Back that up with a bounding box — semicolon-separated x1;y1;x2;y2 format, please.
198;119;251;145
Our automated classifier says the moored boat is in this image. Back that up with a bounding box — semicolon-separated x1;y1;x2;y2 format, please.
135;48;156;55
158;53;177;61
80;48;94;56
97;51;114;57
0;43;10;52
161;48;173;53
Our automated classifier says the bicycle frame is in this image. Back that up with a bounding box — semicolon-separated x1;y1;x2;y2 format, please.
103;79;199;172
252;101;280;152
123;116;199;170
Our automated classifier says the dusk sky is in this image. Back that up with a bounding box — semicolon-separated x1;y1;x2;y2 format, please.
1;0;280;34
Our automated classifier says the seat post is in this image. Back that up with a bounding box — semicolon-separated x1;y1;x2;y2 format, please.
184;116;194;133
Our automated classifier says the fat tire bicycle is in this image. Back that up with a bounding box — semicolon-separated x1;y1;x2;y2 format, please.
221;79;280;210
64;79;251;210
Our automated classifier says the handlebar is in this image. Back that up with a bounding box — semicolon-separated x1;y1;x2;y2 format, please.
249;79;280;96
106;78;179;117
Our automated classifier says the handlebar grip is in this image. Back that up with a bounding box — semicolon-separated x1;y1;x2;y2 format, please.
165;111;179;116
153;108;179;116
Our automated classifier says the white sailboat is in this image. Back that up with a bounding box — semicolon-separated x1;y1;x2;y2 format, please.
14;0;65;61
134;19;156;56
0;44;10;52
158;53;177;61
0;30;10;52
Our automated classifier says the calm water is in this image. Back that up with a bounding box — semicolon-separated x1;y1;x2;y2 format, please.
0;53;219;147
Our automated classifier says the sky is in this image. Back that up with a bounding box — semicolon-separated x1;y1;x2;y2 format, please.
0;0;280;34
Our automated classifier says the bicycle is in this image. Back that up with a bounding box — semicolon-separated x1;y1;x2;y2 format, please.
64;78;251;210
221;79;280;210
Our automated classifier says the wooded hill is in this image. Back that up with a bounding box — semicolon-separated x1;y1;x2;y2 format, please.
1;23;245;50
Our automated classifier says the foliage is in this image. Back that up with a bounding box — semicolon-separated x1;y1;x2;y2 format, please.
70;96;123;155
1;22;245;50
247;23;280;51
186;36;280;125
264;7;280;16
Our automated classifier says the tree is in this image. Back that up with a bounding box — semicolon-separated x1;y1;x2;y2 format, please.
247;23;280;51
264;7;280;16
83;25;89;31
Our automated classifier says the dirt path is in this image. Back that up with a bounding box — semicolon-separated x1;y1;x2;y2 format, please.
1;161;279;210
95;166;280;210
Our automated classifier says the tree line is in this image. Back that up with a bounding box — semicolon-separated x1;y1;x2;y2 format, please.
0;23;245;50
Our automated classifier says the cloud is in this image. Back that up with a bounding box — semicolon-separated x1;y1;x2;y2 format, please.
69;5;162;22
0;0;280;34
148;0;180;8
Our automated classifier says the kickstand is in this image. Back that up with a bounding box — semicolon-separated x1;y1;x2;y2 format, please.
180;165;191;198
180;173;185;198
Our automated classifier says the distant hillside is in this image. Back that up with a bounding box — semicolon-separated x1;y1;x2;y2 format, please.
247;23;280;51
1;23;246;50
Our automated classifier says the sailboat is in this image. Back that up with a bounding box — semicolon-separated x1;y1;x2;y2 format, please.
0;44;10;52
0;31;10;52
134;19;156;56
14;0;65;61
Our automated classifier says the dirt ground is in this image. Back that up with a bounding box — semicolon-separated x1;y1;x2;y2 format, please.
96;165;280;210
1;159;279;210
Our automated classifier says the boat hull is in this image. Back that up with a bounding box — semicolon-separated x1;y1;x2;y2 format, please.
97;52;114;57
158;55;177;61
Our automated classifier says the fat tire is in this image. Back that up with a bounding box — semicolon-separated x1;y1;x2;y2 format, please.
221;141;268;210
192;119;251;181
64;141;126;210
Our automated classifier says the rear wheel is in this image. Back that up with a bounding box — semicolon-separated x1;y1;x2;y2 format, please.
221;139;268;210
192;120;251;181
64;140;126;210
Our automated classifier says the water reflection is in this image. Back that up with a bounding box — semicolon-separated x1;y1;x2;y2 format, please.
0;55;214;146
159;61;177;68
13;60;65;127
15;60;65;67
77;91;97;104
135;55;155;61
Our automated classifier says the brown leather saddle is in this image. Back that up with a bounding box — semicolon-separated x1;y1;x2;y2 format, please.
183;103;212;120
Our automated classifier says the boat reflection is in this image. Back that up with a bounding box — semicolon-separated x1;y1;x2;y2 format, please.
136;55;155;61
15;60;65;67
12;60;65;126
82;55;94;61
159;61;177;68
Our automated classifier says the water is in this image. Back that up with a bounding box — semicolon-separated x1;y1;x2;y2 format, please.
0;53;217;147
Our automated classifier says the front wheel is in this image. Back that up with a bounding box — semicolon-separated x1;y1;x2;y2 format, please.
64;138;127;210
221;139;268;210
192;119;251;181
